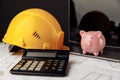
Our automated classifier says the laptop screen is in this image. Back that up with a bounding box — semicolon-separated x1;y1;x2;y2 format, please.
0;0;70;46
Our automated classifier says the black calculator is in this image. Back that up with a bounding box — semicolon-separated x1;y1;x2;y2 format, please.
10;49;69;76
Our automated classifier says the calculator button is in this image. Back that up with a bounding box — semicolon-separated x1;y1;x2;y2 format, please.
54;60;58;63
18;62;24;65
53;63;57;66
46;63;52;66
58;66;63;69
59;64;64;67
20;60;33;71
16;64;22;67
34;67;41;71
13;67;19;70
37;61;45;66
41;67;49;72
32;61;39;66
13;66;20;70
41;62;51;72
28;67;34;71
52;67;56;70
51;67;56;71
13;64;22;70
34;61;45;71
48;60;52;63
45;66;49;70
20;60;26;63
57;68;63;72
27;60;33;64
40;61;45;64
28;60;39;71
54;60;59;62
20;67;27;70
46;63;51;66
59;61;65;67
34;66;42;71
53;60;59;66
61;60;65;62
48;60;53;62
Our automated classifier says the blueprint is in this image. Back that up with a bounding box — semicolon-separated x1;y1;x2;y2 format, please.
0;43;120;80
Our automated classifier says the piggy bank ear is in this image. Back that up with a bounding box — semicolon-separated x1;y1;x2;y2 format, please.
95;31;102;38
80;30;86;37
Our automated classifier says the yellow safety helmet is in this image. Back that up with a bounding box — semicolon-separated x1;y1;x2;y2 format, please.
2;8;69;50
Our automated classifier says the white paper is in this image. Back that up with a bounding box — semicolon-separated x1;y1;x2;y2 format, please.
0;43;120;80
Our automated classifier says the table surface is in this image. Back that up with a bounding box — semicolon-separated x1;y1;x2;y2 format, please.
0;43;120;80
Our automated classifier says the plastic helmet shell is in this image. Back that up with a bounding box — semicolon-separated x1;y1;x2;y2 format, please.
2;8;69;50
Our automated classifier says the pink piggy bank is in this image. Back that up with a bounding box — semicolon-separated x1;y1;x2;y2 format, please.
80;30;106;56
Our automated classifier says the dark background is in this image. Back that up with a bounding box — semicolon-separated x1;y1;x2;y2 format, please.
0;0;69;46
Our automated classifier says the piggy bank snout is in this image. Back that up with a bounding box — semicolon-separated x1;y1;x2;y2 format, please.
84;39;91;47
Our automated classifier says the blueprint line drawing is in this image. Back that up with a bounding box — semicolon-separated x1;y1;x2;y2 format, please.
108;61;120;69
0;43;120;80
81;72;112;80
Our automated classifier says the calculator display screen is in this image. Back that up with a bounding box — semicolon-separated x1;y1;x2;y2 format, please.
26;51;57;57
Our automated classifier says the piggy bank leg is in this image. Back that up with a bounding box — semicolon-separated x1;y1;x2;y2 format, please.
93;52;99;56
100;50;103;54
83;50;87;54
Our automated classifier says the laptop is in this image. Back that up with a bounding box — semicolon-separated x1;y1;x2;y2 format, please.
70;0;120;62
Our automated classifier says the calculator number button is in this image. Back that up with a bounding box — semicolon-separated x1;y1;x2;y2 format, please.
20;60;32;71
28;61;39;71
13;60;26;70
34;61;45;71
57;60;65;72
